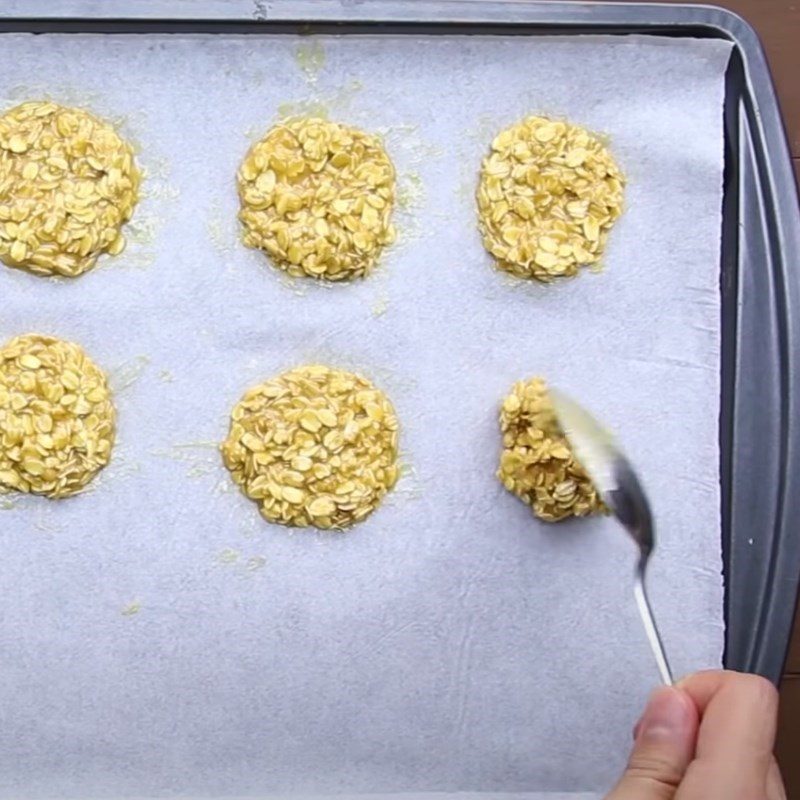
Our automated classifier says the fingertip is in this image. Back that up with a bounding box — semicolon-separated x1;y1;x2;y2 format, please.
678;669;779;717
612;686;699;799
637;686;698;747
675;668;724;691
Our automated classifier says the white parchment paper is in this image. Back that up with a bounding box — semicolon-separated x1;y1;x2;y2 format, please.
0;33;730;799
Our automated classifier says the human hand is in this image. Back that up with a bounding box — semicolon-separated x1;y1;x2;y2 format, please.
605;669;785;800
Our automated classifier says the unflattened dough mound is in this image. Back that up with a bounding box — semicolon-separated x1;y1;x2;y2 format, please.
0;101;141;278
477;115;625;281
238;117;396;281
222;365;399;529
0;334;116;498
498;376;605;522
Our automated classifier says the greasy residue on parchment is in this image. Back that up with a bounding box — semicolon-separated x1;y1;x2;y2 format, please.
121;600;141;616
294;38;326;84
150;441;221;481
215;547;268;577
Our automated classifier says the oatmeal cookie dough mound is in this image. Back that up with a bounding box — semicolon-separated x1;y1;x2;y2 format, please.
498;376;605;522
477;115;624;281
222;365;399;529
0;101;141;278
238;117;396;281
0;334;116;498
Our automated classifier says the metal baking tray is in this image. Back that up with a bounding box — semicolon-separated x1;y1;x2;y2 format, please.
2;0;798;685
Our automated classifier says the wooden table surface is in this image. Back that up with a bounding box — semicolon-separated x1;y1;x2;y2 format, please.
609;0;800;795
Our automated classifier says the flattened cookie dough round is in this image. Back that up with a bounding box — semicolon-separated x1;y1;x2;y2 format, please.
238;117;396;281
498;376;605;522
222;365;399;529
0;334;116;498
0;101;141;278
477;115;624;281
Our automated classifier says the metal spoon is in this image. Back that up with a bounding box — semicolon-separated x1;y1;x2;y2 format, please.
549;388;674;686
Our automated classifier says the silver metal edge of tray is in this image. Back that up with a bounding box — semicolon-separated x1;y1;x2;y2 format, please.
0;0;798;684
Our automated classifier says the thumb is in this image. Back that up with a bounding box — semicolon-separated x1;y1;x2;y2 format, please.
605;686;699;800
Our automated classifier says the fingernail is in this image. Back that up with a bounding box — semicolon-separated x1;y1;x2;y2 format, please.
637;687;694;743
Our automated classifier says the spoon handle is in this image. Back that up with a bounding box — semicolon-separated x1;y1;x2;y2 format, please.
634;557;674;685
